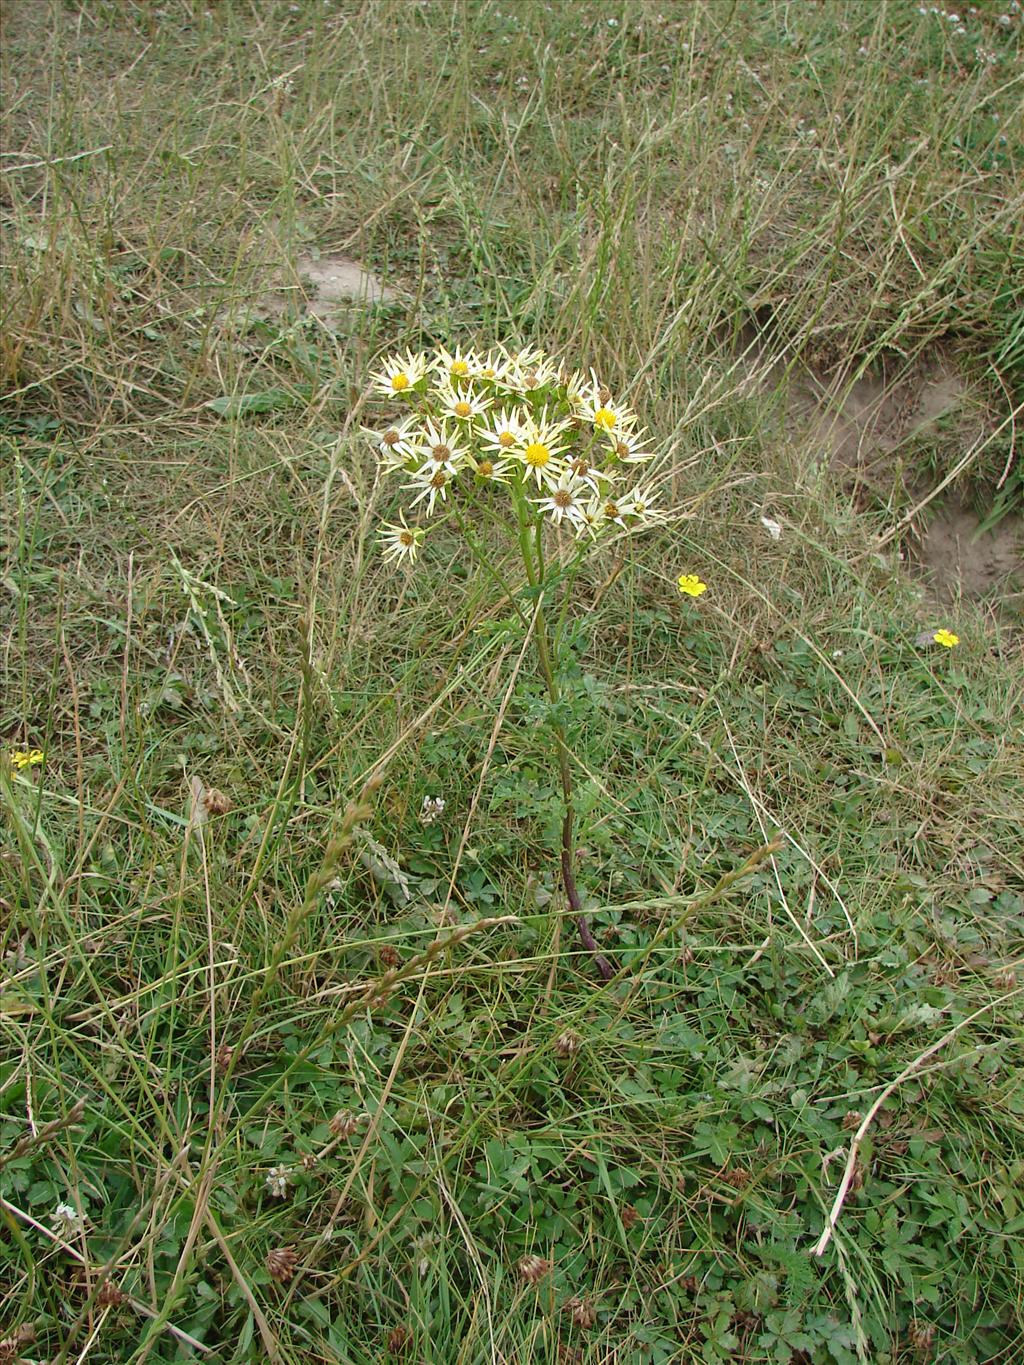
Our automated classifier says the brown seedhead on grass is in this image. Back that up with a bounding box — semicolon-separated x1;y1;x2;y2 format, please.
266;1247;299;1284
329;1109;362;1138
518;1254;551;1284
202;787;233;817
386;1324;412;1354
563;1296;597;1329
554;1030;581;1058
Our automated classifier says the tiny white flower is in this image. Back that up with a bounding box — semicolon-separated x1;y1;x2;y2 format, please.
469;451;516;483
579;384;635;433
52;1201;83;1232
566;451;615;496
265;1166;292;1198
504;348;562;395
419;795;446;825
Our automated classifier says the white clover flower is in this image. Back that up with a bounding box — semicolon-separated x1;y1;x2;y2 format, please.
535;472;588;527
52;1201;83;1232
380;512;426;565
369;348;431;397
265;1166;292;1198
419;795;445;825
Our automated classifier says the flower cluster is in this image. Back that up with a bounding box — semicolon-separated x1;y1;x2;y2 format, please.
366;344;662;563
9;748;44;770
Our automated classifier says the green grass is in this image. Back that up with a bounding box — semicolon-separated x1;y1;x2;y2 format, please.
2;2;1023;1362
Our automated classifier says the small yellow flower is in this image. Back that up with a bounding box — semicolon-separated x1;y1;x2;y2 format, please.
933;629;959;648
10;748;45;770
677;574;707;598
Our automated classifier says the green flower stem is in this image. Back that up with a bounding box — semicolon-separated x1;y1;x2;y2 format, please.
512;486;613;980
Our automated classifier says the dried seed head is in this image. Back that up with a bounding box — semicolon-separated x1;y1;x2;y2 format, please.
722;1166;751;1189
301;1151;319;1172
563;1296;597;1330
329;1109;362;1139
215;1043;234;1075
621;1204;640;1230
386;1323;412;1353
842;1110;862;1131
203;788;233;817
993;969;1017;990
518;1254;551;1285
266;1247;299;1284
97;1280;126;1307
930;962;959;987
0;1326;37;1364
909;1320;936;1355
554;1030;581;1058
378;945;400;969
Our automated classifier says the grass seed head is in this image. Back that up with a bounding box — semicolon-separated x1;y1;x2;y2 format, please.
519;1254;552;1284
266;1247;299;1283
563;1296;597;1329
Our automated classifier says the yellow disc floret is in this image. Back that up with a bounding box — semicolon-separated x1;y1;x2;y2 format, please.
391;373;410;392
525;443;550;468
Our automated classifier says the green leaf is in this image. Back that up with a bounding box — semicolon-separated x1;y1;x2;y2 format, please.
204;388;304;417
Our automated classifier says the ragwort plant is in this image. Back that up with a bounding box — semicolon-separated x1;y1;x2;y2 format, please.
365;342;667;978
